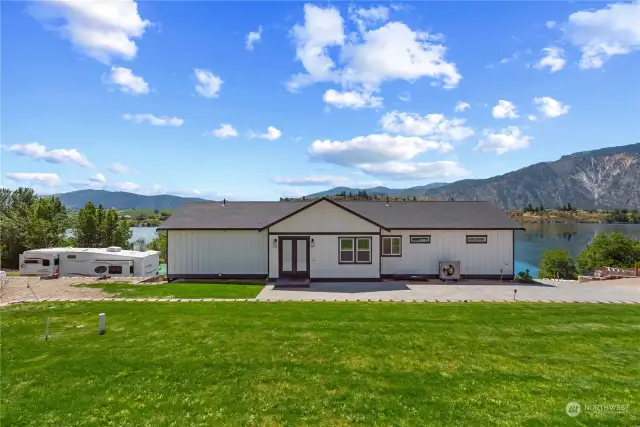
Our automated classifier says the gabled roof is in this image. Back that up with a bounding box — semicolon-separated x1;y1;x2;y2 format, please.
158;197;525;231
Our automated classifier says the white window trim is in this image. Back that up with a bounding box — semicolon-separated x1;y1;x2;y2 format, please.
339;237;372;264
381;236;402;256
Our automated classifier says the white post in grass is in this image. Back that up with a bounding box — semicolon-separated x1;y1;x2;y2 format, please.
98;313;106;335
45;318;50;340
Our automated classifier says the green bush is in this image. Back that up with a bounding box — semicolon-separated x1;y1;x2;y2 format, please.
537;249;577;280
576;232;640;274
515;269;534;283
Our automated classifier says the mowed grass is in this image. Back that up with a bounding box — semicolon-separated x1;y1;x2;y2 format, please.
75;282;264;299
2;303;639;427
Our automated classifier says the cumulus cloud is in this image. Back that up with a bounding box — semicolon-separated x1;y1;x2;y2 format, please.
108;162;134;174
358;161;469;181
249;126;282;141
113;181;140;192
287;4;461;92
246;26;262;51
103;66;149;94
309;134;452;167
194;68;223;98
211;124;238;138
89;173;106;183
534;96;570;118
123;113;184;127
273;176;350;186
565;2;640;69
323;89;382;109
474;126;531;154
29;0;150;64
5;172;61;187
380;111;474;141
492;100;519;119
534;47;565;73
454;102;470;112
3;142;92;167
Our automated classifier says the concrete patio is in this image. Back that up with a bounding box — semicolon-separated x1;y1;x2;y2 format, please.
257;278;640;303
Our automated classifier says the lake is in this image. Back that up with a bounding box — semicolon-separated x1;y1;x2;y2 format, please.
131;224;640;275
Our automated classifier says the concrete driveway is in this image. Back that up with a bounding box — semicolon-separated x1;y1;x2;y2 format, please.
256;279;640;303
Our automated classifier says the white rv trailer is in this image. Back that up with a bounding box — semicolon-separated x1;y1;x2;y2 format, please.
19;247;160;277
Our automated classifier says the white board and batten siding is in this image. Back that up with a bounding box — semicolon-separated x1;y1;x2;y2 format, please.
381;230;514;276
269;200;380;279
168;230;268;276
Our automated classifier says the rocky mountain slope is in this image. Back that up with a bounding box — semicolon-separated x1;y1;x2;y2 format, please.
413;143;640;209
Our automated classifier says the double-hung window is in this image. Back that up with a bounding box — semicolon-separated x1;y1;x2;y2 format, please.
339;237;371;264
381;236;402;256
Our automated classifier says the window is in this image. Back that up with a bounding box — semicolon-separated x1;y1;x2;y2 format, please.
24;259;39;264
108;265;123;274
466;235;488;244
67;255;76;259
94;266;107;274
42;259;51;266
382;236;402;256
410;235;431;244
130;264;134;274
339;237;372;264
54;258;59;265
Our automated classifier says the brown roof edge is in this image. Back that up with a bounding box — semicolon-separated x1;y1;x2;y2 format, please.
257;197;390;232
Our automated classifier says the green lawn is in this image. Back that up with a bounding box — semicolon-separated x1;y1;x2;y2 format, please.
2;303;638;426
75;282;264;299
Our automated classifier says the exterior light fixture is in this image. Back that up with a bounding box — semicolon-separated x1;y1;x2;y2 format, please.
273;238;278;248
310;238;315;247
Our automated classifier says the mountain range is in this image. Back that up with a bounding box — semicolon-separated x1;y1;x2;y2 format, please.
53;143;640;210
309;143;640;209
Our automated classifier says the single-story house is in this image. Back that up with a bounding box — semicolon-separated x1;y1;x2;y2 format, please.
157;197;526;282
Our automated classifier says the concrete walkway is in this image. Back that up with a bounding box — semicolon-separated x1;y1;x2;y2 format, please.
255;279;640;303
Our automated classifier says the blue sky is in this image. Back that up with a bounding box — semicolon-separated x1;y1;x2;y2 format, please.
1;1;639;200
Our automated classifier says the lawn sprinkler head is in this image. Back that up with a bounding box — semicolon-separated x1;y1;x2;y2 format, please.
513;289;517;301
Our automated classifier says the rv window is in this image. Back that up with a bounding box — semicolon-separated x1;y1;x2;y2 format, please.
54;258;59;265
130;265;134;274
94;266;107;274
67;255;77;259
42;259;51;266
108;265;123;274
24;259;39;264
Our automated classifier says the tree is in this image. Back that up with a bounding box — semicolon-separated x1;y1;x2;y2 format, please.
73;201;132;248
576;232;640;274
22;197;68;249
537;249;577;279
148;231;168;261
74;201;99;247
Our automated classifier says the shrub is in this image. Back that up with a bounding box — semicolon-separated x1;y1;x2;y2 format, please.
515;269;534;283
576;232;640;274
537;249;577;280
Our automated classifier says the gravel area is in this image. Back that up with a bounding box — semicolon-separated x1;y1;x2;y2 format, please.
1;277;119;305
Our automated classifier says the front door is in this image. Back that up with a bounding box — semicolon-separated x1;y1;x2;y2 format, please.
279;237;310;278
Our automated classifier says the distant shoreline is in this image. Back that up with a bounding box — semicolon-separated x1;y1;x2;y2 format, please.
507;210;639;224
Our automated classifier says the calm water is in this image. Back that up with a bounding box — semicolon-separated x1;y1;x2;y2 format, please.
131;224;640;275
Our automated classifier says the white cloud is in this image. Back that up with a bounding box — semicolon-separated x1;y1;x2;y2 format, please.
89;173;106;183
309;134;452;167
323;89;382;109
454;101;470;112
534;96;570;118
492;100;519;119
349;5;390;33
194;68;223;98
29;0;150;64
358;161;469;181
108;162;133;174
246;26;262;51
398;92;410;102
273;176;350;186
534;47;566;73
528;115;537;121
3;142;92;167
565;2;640;69
546;20;557;29
103;66;149;94
5;172;61;187
287;4;460;92
474;126;531;155
113;181;140;192
211;124;238;138
380;111;474;141
249;126;282;141
123;113;184;127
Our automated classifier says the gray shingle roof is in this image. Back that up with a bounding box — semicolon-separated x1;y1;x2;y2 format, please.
157;198;524;230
